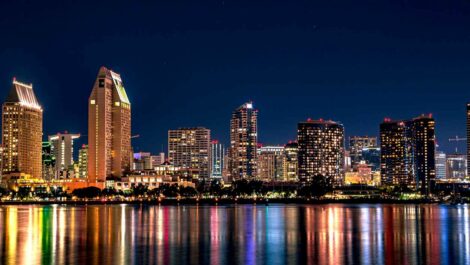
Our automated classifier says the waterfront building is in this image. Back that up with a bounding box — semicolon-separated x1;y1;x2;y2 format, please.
283;141;298;181
229;101;258;180
380;115;436;194
2;78;43;179
88;67;132;182
168;127;211;180
78;145;88;178
435;151;447;179
297;119;344;185
42;141;56;180
446;154;466;180
210;140;225;179
48;132;80;174
361;147;381;171
257;145;284;181
349;136;377;167
151;152;165;167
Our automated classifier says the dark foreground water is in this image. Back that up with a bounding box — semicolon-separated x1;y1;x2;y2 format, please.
0;204;469;265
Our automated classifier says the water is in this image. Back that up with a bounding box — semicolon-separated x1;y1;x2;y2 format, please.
0;204;469;265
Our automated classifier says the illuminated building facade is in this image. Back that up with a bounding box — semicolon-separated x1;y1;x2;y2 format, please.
467;103;470;173
210;140;225;179
297;119;344;185
42;141;55;180
349;136;377;167
2;78;43;179
168;127;211;180
361;147;381;171
48;132;80;173
446;154;466;180
78;144;88;178
380;115;436;194
283;141;298;181
229;101;258;180
88;67;132;182
435;151;446;179
257;146;284;181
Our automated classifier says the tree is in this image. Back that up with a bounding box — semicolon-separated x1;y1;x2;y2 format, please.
299;175;333;199
209;179;223;197
132;184;148;197
180;186;198;197
72;187;101;198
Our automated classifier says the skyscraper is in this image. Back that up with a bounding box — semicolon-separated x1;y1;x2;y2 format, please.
88;67;132;182
168;127;211;180
42;141;55;180
283;141;298;181
257;146;284;181
2;78;43;179
210;140;225;179
380;115;436;194
297;119;344;185
446;154;466;179
78;144;88;178
435;151;446;179
48;132;80;174
349;136;377;166
229;101;258;180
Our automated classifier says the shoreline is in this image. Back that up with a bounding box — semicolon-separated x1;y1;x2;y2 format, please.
0;198;460;206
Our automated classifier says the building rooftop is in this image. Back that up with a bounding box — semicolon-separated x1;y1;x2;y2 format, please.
5;78;42;110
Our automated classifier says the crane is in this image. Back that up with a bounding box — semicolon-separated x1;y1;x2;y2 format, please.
448;136;467;153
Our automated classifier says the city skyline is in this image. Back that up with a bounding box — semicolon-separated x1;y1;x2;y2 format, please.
2;1;470;155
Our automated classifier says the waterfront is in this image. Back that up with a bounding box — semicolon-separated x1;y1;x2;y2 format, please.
0;204;469;265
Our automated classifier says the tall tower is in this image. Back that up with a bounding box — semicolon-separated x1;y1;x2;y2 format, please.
297;119;344;185
380;115;435;194
88;67;131;182
168;127;211;180
210;140;225;179
229;101;258;180
48;132;80;173
2;78;43;179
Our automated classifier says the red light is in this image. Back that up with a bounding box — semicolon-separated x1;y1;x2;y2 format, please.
307;118;312;122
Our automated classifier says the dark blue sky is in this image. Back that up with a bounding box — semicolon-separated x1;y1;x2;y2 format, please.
1;0;470;154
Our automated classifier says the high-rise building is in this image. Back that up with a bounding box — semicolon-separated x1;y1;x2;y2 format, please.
2;78;43;179
42;141;56;180
168;127;211;180
361;147;381;171
78;144;88;178
229;101;258;180
349;136;377;166
88;67;132;182
48;132;80;174
257;146;284;181
380;115;436;194
297;119;344;185
435;151;447;179
283;141;298;181
210;140;225;179
446;154;466;180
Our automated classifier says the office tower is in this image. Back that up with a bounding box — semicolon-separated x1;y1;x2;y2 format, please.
42;141;56;180
48;132;80;174
297;119;344;185
88;67;132;182
210;140;225;179
446;154;466;179
2;78;43;179
257;146;284;181
168;127;211;180
78;145;88;178
283;141;298;181
151;152;165;167
380;115;436;194
349;136;377;166
361;147;381;171
435;151;447;179
229;101;258;180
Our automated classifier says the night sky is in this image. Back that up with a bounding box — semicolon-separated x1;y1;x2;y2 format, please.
1;0;470;154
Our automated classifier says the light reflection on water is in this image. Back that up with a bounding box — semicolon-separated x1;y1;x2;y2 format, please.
0;204;469;265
